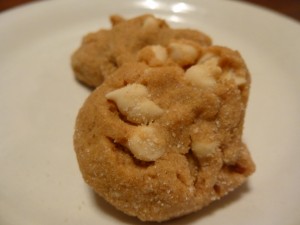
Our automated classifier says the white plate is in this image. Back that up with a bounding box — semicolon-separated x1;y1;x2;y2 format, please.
1;0;300;224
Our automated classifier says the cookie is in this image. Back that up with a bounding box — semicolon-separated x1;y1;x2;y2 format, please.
73;45;255;222
71;14;211;87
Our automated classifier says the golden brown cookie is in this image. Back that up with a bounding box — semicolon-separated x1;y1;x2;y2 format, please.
74;45;255;222
71;14;212;87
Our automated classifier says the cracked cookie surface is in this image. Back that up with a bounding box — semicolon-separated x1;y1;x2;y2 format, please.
71;14;211;87
74;45;255;222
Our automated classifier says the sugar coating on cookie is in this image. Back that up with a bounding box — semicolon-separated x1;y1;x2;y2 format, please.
71;14;211;87
74;44;255;222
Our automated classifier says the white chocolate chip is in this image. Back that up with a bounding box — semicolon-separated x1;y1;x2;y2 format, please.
197;53;218;64
138;45;168;66
129;99;164;121
106;84;164;124
168;42;198;66
199;55;220;68
223;69;247;86
143;16;160;29
185;62;220;88
127;126;165;161
151;45;168;63
106;84;147;110
185;56;222;88
191;141;219;158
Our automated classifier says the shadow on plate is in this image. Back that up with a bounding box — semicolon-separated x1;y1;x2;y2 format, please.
89;182;252;224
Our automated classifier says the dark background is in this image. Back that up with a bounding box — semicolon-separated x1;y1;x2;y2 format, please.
0;0;299;21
